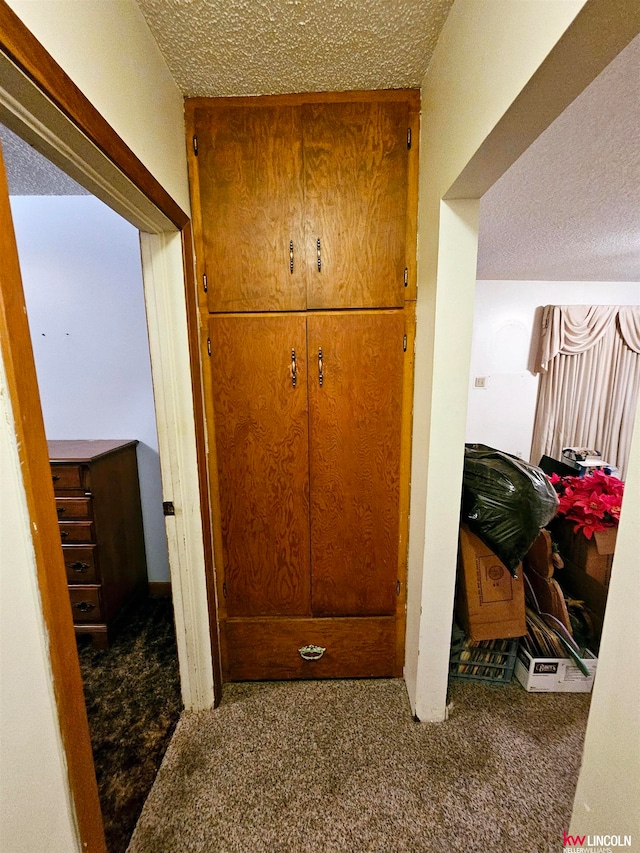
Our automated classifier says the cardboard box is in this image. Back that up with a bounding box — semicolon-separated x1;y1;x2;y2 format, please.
553;520;616;588
514;647;597;693
456;525;526;641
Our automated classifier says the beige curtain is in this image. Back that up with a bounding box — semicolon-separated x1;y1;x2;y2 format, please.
530;305;640;479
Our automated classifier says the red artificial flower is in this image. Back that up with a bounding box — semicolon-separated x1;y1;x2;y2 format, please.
547;470;625;539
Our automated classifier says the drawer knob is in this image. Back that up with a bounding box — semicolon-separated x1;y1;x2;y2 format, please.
68;561;90;573
60;531;69;539
298;644;326;661
73;601;95;613
52;474;60;482
57;507;66;515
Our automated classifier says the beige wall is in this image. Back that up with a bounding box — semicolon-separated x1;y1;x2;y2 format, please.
406;0;586;720
0;2;198;847
0;356;80;852
2;0;638;847
6;0;191;216
570;401;640;839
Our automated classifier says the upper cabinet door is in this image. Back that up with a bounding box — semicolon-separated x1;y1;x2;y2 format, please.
303;100;409;310
194;105;307;312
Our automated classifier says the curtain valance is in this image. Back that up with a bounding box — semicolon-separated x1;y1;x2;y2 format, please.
535;305;640;373
530;303;640;478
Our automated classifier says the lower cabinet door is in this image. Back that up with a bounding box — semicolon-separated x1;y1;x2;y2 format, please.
210;311;405;680
307;311;404;617
209;314;311;618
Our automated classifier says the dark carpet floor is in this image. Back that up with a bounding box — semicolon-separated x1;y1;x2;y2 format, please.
128;677;590;853
78;596;183;853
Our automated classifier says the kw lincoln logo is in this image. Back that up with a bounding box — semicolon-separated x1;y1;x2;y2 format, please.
563;831;633;852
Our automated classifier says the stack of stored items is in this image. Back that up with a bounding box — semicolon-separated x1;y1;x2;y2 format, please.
461;444;559;577
453;445;600;692
547;468;624;641
456;445;558;642
516;529;597;692
449;621;518;684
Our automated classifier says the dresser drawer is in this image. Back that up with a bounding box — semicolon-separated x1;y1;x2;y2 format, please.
59;521;95;544
69;587;104;624
51;464;84;491
63;546;98;584
55;497;92;520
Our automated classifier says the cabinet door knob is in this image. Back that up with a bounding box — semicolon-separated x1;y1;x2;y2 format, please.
291;348;297;388
318;348;324;386
316;237;322;272
298;644;326;661
289;240;294;274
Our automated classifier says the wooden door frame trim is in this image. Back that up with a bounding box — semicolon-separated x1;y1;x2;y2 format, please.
0;142;106;853
0;4;222;850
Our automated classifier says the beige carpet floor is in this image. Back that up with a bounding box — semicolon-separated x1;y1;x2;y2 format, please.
127;678;590;853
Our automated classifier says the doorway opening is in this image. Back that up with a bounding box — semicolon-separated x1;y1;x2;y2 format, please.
460;34;640;683
1;120;182;851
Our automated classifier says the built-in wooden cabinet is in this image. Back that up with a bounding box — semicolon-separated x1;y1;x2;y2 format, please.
187;90;419;681
189;93;416;313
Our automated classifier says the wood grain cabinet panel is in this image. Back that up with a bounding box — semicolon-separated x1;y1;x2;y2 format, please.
303;101;409;309
208;314;311;617
225;617;397;681
308;312;404;616
194;104;307;313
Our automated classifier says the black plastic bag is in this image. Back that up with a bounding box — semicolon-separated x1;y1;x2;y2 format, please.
462;444;558;576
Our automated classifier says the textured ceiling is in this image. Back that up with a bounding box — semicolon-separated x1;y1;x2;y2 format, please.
1;8;637;283
135;0;454;96
0;123;89;195
477;33;640;282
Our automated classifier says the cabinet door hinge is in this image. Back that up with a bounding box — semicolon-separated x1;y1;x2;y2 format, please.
403;334;407;352
193;135;198;156
203;273;208;293
404;267;408;287
207;338;212;357
407;128;412;150
162;501;175;516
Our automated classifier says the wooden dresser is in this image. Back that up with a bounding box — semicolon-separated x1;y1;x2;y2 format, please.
48;439;148;649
